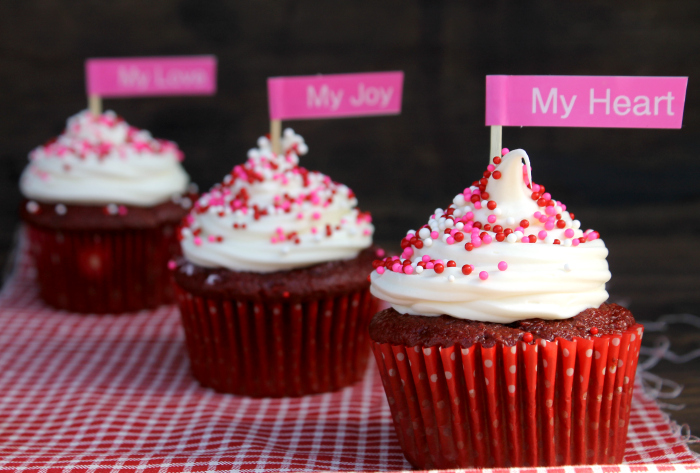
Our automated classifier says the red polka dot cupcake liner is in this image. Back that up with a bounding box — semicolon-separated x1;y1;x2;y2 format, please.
173;286;378;397
372;324;644;468
26;223;181;313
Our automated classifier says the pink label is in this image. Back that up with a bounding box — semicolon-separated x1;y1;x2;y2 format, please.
268;71;404;120
486;75;687;128
86;56;217;97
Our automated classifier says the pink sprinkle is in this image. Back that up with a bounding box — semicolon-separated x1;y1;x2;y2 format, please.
538;230;548;240
393;256;401;260
521;237;529;243
194;237;202;246
403;247;414;257
208;235;216;242
544;222;555;231
501;148;509;155
167;260;177;270
487;215;496;224
472;237;482;248
545;206;556;216
430;231;439;239
482;234;492;244
363;229;371;236
588;232;599;241
446;237;455;245
118;205;128;216
297;212;304;219
376;248;385;257
312;212;321;220
498;261;507;271
542;192;552;200
465;212;474;220
376;266;385;275
532;184;541;193
479;271;489;280
561;204;567;211
422;255;431;262
404;265;414;275
463;188;472;196
515;226;524;233
564;229;575;238
434;259;444;265
311;227;318;234
572;239;580;247
392;263;402;272
534;211;542;218
474;202;482;210
426;262;435;269
406;232;415;239
270;237;278;243
539;215;548;223
487;164;495;172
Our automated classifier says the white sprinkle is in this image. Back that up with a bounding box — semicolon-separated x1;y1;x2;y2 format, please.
564;263;572;272
514;230;524;239
415;265;424;274
281;245;291;254
423;238;433;247
544;235;554;244
493;208;502;216
438;219;446;230
441;234;450;243
448;275;455;282
453;194;466;206
453;208;462;217
206;274;220;285
564;238;572;247
184;264;194;276
55;204;67;215
572;220;581;229
506;217;516;226
26;201;39;214
445;219;454;228
455;222;464;230
407;229;416;236
506;233;517;243
313;234;322;242
418;228;431;239
106;203;119;215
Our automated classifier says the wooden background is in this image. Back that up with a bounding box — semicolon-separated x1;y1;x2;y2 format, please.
0;0;699;450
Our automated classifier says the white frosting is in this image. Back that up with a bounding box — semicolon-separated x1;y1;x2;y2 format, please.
180;129;373;273
20;110;189;206
370;149;611;323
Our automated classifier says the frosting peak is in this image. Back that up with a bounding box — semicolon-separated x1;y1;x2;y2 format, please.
370;149;611;323
180;129;373;273
20;110;189;206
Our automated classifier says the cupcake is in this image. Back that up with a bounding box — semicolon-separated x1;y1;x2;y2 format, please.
171;129;379;397
20;110;194;313
369;149;643;468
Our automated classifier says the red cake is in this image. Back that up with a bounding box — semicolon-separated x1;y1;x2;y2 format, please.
19;110;193;313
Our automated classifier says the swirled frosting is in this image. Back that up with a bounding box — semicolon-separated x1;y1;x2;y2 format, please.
370;149;611;323
20;110;189;206
180;129;374;273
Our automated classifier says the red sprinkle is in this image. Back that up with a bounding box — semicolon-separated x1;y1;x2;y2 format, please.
465;243;474;251
487;201;497;210
528;235;537;243
523;333;533;343
447;260;456;267
461;264;473;275
520;219;530;228
434;263;445;274
481;191;490;200
492;170;502;180
590;327;599;335
495;232;505;242
453;232;464;242
493;157;502;164
283;291;290;298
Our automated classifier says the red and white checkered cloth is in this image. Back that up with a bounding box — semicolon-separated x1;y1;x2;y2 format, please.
0;236;698;472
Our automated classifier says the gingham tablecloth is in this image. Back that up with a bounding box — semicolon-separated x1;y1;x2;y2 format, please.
0;239;698;472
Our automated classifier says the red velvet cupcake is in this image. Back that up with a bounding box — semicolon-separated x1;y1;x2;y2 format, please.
369;149;643;468
19;110;194;313
172;130;379;397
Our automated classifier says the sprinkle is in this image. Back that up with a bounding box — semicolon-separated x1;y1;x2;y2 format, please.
55;204;67;215
376;248;385;257
415;265;424;274
167;260;177;270
498;261;508;271
312;212;321;219
572;239;580;247
522;333;533;343
423;238;433;247
376;266;385;275
462;264;473;275
479;271;489;280
434;263;444;274
118;205;128;216
392;262;402;272
564;263;572;272
404;265;414;275
26;201;39;214
448;275;455;282
590;327;599;335
506;234;517;243
538;230;548;240
193;237;202;246
501;148;509;155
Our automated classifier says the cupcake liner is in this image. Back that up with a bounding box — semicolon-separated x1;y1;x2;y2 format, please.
26;223;180;314
372;323;643;469
173;286;378;397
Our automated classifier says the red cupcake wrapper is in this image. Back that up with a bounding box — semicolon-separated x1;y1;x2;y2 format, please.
26;223;180;314
174;286;378;397
372;323;643;468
